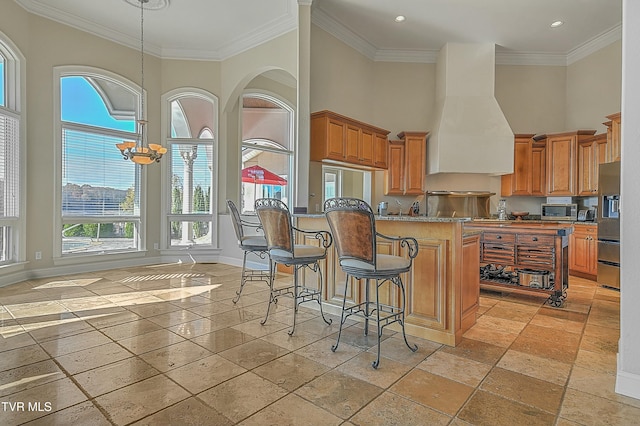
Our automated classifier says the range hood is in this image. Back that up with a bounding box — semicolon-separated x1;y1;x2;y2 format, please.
428;43;514;175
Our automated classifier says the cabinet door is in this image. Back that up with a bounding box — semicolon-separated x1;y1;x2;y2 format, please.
404;134;426;195
326;118;346;161
511;137;533;195
384;142;405;195
344;124;360;163
588;229;598;276
577;141;596;195
360;128;374;166
373;133;388;169
531;143;546;196
546;135;576;195
607;113;621;162
569;228;590;274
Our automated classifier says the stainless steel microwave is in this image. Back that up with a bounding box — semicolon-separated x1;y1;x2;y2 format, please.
541;203;578;221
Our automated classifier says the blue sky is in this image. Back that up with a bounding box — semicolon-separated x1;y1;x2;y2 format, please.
62;76;136;190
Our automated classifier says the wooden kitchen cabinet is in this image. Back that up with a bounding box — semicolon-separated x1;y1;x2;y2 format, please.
385;140;405;195
501;134;547;196
604;112;621;162
569;223;598;279
577;133;608;196
545;130;596;196
311;110;390;169
384;131;428;195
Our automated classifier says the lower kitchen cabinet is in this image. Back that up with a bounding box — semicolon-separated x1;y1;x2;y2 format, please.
569;223;598;279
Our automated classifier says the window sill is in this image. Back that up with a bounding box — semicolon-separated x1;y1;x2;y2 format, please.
53;250;147;267
0;261;28;275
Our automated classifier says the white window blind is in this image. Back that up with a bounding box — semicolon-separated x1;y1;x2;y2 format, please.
0;110;19;218
62;126;137;216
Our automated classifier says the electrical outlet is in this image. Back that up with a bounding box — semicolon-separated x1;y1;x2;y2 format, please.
315;204;320;212
153;243;159;250
35;251;42;260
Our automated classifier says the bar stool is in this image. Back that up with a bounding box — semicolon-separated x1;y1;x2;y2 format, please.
324;197;418;368
226;200;272;304
254;198;332;335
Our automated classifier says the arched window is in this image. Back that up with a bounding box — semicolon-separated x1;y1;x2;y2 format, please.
241;93;294;213
55;66;143;256
0;33;24;265
162;89;218;249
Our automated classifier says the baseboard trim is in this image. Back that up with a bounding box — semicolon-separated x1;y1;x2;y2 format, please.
616;366;640;399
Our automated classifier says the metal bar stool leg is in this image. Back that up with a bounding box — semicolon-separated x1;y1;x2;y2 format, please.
364;278;370;336
372;278;382;369
331;274;350;352
315;264;332;326
288;265;301;335
260;261;277;326
398;276;418;352
233;250;250;304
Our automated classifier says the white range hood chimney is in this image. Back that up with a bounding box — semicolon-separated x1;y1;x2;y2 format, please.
429;43;514;175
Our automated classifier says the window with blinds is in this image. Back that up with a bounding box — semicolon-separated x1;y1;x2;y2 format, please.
59;74;141;255
0;44;20;264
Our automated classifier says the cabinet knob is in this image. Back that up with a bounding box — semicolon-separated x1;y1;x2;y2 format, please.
532;237;538;241
496;235;502;239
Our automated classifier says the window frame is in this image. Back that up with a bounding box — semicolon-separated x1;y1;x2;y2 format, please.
240;91;295;214
0;31;26;270
53;66;148;262
160;88;219;251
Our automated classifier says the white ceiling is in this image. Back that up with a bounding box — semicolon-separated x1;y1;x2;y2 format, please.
15;0;622;64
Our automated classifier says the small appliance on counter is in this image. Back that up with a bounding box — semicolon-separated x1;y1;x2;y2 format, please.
577;208;596;222
541;203;577;221
378;201;388;216
497;199;508;220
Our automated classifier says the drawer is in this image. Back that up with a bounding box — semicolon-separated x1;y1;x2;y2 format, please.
517;245;555;268
483;232;516;243
574;224;597;235
482;243;516;264
516;234;554;245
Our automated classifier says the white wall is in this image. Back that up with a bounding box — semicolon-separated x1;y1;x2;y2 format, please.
616;0;640;400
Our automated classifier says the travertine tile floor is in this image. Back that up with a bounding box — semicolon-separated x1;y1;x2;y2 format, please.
0;263;637;425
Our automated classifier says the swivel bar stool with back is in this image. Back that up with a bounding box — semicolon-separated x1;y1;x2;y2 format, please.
324;197;418;368
226;200;272;304
255;198;333;335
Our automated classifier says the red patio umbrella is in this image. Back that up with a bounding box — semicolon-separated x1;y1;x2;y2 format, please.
241;165;287;185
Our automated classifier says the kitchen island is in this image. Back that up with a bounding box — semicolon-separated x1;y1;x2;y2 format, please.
464;221;573;307
295;215;480;346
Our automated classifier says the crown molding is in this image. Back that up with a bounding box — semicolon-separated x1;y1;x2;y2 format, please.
15;0;298;61
312;5;622;66
495;52;568;66
311;7;378;61
567;24;622;65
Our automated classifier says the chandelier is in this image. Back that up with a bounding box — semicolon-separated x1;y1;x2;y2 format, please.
116;0;166;165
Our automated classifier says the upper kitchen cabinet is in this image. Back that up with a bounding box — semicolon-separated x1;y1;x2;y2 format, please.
604;112;621;162
577;133;608;195
545;130;596;196
384;131;429;195
310;110;390;169
501;134;546;196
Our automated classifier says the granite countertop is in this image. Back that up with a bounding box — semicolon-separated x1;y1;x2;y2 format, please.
294;214;471;223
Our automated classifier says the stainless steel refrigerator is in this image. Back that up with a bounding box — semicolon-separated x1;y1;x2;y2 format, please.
597;161;620;289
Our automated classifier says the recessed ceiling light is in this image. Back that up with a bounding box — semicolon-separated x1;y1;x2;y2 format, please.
550;20;564;28
395;15;406;23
